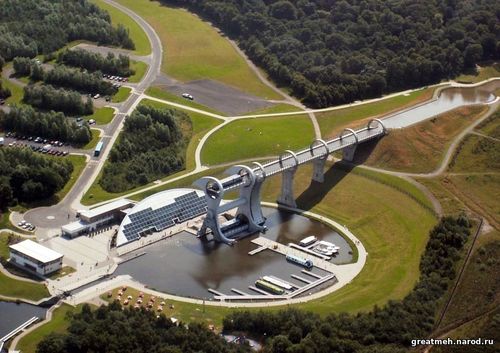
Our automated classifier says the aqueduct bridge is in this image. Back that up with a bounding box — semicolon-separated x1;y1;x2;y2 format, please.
194;119;387;244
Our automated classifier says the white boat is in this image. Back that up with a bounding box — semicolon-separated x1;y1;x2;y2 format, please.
299;235;317;247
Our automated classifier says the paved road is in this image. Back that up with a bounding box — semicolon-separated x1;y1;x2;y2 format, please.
22;0;163;234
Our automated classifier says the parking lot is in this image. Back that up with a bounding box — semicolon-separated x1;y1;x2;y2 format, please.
2;132;75;157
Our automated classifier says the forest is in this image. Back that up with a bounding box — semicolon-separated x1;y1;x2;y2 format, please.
223;216;473;353
99;105;190;192
0;106;92;145
0;0;133;62
58;49;135;77
13;58;116;96
0;148;73;208
165;0;499;107
36;302;249;353
23;84;94;116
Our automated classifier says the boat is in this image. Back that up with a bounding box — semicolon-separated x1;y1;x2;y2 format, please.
262;276;293;290
286;254;313;269
313;240;340;255
299;235;317;247
317;240;340;250
255;279;285;295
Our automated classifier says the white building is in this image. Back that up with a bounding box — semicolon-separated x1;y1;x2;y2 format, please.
61;199;135;238
9;240;63;275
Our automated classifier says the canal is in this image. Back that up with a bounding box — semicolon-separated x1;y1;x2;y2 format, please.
115;207;352;299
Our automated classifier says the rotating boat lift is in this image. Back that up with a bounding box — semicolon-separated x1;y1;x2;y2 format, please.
194;119;386;244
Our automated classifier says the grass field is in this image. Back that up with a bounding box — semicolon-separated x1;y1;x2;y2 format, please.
146;86;225;116
201;115;314;165
129;60;148;83
15;304;86;353
55;155;87;201
455;63;500;84
1;78;24;104
477;113;500;139
114;0;281;99
89;107;115;125
81;100;221;205
352;105;488;173
81;128;101;150
112;87;131;103
317;87;434;138
438;230;500;329
243;103;304;116
90;0;151;56
449;134;500;173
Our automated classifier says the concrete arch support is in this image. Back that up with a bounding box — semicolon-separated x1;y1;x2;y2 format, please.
339;128;359;144
309;139;329;183
367;118;386;133
279;150;299;170
193;177;235;245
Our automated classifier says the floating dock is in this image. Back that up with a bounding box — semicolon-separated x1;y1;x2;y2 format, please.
291;274;312;284
231;288;249;295
248;245;267;256
301;270;322;279
208;288;225;297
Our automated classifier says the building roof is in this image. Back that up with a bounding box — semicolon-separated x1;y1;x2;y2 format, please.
79;199;134;220
10;240;63;263
61;221;88;233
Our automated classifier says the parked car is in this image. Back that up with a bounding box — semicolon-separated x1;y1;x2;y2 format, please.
182;93;194;100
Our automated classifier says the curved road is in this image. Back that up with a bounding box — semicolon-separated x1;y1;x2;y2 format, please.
22;0;163;235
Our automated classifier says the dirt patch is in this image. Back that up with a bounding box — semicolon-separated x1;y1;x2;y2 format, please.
153;76;274;115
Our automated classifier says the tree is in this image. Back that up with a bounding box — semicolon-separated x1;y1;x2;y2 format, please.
464;43;483;68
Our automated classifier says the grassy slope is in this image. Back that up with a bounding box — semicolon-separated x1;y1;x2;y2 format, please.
81;128;101;150
1;77;24;104
54;155;87;200
259;162;436;313
477;111;500;138
89;107;115;125
112;87;131;103
317;87;434;138
16;304;85;353
438;230;500;329
449;135;499;173
352;105;488;173
201;115;314;165
90;0;151;55
129;60;148;83
455;63;500;84
115;0;281;99
81;100;221;205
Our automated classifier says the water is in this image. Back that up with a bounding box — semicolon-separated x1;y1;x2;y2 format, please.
384;80;499;128
116;207;352;299
0;301;46;339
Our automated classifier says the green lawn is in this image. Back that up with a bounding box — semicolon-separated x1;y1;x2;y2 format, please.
1;77;24;104
81;128;101;150
112;86;131;103
81;100;221;205
90;0;151;56
146;86;225;116
129;60;148;83
455;63;500;84
317;87;434;138
244;103;304;116
55;155;87;201
115;0;281;99
88;107;115;125
0;263;49;301
16;304;86;353
201;115;314;165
